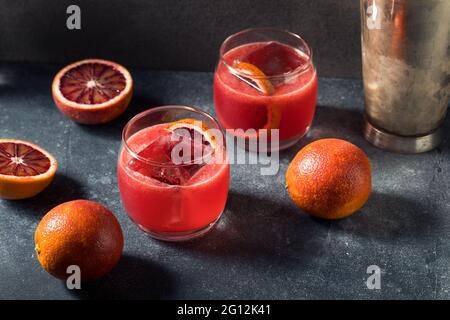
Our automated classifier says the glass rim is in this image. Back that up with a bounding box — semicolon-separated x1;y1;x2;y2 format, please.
121;105;226;167
219;27;314;80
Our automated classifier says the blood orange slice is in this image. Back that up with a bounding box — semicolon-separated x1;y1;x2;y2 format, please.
235;106;281;141
232;61;275;95
168;118;217;148
0;139;57;200
231;62;281;139
129;119;218;186
52;59;133;124
168;119;220;177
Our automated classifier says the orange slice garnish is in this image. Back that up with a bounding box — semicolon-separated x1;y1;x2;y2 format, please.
237;106;281;141
232;62;275;95
266;106;281;131
168;118;217;148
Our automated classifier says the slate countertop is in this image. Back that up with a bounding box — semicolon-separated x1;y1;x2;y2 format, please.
0;62;449;299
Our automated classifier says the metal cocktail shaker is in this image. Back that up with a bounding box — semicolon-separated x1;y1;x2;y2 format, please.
361;0;450;153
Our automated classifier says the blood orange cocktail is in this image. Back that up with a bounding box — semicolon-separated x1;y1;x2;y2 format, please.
214;28;318;151
118;106;229;241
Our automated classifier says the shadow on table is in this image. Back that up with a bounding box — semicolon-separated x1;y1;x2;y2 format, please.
163;192;330;268
3;173;86;219
312;104;365;140
167;188;441;263
310;103;450;156
73;92;163;140
436;114;450;155
67;254;173;300
316;191;441;244
278;104;367;160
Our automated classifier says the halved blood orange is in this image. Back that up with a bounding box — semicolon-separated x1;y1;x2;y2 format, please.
233;61;275;95
52;59;133;124
0;139;57;200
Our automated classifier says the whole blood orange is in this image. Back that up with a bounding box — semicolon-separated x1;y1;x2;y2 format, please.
286;138;371;219
52;59;133;124
35;200;124;281
0;139;57;200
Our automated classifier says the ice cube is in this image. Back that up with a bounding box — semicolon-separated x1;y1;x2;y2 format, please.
128;130;212;185
242;41;306;76
137;135;173;164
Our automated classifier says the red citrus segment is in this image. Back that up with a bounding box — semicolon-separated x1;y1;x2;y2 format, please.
168;119;216;166
168;118;217;147
172;127;211;147
59;63;127;105
0;142;51;177
0;139;57;200
52;59;133;124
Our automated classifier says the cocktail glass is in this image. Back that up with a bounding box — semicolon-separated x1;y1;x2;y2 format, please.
118;106;229;241
214;28;318;151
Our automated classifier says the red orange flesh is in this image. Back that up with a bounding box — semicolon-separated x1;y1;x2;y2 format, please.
0;139;57;200
52;59;133;124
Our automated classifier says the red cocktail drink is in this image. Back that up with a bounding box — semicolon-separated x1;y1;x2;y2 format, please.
118;106;229;241
214;28;318;150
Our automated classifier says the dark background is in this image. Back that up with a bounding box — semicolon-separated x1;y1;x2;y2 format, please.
0;0;361;78
1;1;450;300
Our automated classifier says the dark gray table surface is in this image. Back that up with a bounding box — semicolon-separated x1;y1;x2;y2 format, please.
0;62;449;300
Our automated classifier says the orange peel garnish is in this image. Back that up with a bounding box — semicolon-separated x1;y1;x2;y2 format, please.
232;62;275;95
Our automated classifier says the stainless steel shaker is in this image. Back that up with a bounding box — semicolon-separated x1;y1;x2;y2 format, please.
361;0;450;153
